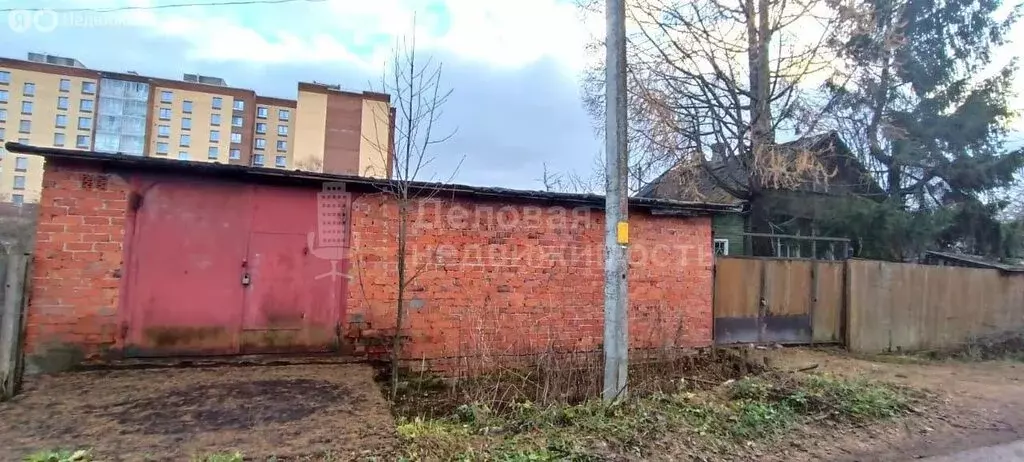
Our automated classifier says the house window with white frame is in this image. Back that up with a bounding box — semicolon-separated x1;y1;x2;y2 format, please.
713;238;730;256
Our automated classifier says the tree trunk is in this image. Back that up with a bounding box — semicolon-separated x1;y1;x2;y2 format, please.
390;200;408;400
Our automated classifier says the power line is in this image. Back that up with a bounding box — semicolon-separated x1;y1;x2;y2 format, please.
0;0;326;14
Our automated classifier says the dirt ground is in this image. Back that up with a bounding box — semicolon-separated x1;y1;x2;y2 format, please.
747;347;1024;462
0;363;397;461
1;349;1023;461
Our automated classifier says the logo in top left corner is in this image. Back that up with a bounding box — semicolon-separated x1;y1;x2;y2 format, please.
8;10;59;33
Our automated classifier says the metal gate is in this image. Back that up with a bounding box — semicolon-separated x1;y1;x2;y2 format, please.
713;257;845;345
123;179;350;356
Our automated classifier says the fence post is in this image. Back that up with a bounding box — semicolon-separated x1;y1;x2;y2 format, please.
842;259;852;350
0;253;27;400
809;260;818;345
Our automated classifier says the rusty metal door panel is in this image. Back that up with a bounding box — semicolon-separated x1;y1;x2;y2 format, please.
714;257;837;345
713;257;763;344
239;186;349;353
761;260;813;344
125;180;252;356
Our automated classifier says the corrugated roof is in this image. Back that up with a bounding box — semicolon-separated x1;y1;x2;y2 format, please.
4;142;742;215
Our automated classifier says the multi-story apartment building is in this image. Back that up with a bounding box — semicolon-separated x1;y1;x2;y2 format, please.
0;53;393;204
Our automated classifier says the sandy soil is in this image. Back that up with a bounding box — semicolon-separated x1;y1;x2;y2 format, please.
0;364;397;461
748;347;1024;462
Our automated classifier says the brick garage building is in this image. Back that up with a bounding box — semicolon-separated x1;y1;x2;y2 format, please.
6;143;739;372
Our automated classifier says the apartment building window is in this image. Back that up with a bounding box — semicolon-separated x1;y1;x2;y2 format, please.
230;132;241;144
276;140;287;152
182;117;192;130
277;125;288;136
255;138;266;149
59;79;71;92
208;146;218;159
0;90;7;103
11;195;23;206
55;114;67;128
80;99;93;112
255;123;267;134
23;83;35;97
53;133;65;147
18;120;29;134
0;108;6;122
275;155;286;167
13;176;25;190
0;128;4;140
76;135;90;148
15;157;28;172
160;90;173;103
159;107;171;120
253;154;265;166
211;114;221;126
94;78;148;156
57;96;69;110
279;109;290;121
233;100;244;111
257;107;268;119
157;125;170;137
183;100;193;113
20;101;32;115
229;149;240;160
209;130;220;142
212;97;223;110
178;152;189;161
156;142;168;155
180;134;191;147
0;71;9;85
18;138;28;144
78;117;92;130
231;116;243;127
82;81;96;94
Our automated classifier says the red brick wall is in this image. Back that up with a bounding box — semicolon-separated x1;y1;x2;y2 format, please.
26;162;129;371
24;161;714;371
344;194;713;367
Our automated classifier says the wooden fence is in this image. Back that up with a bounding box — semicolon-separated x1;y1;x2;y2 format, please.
714;257;1024;353
714;257;844;345
846;260;1024;353
0;251;29;400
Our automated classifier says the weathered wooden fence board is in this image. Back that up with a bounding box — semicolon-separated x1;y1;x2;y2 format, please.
0;252;27;400
846;260;1024;353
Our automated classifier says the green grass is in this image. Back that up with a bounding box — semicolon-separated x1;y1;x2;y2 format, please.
193;452;243;462
395;372;919;460
23;450;91;462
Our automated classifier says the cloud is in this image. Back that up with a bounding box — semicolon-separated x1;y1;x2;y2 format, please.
2;2;602;190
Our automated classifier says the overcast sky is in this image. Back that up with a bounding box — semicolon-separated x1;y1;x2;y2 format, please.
3;0;1023;190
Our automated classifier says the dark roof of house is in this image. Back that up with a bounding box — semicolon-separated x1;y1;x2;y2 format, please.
637;132;885;203
5;142;743;215
924;251;1024;272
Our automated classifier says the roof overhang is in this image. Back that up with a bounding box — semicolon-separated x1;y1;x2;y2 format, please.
5;142;743;216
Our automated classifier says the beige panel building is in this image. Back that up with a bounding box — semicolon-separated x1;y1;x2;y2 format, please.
0;58;97;205
0;53;394;204
150;87;231;163
292;82;394;178
254;97;296;168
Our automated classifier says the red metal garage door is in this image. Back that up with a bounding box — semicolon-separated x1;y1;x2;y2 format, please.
124;179;349;357
240;186;348;353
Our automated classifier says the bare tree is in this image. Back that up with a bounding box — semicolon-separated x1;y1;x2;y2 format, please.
366;24;458;399
577;0;838;209
293;157;324;172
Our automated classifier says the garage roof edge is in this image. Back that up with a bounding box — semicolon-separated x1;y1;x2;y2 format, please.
4;142;742;215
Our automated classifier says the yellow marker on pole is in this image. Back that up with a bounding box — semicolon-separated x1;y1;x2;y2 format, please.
616;221;629;245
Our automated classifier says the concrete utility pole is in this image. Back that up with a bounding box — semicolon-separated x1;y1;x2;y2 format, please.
603;0;629;402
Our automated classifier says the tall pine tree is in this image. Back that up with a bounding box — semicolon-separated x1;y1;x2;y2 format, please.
820;0;1023;258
